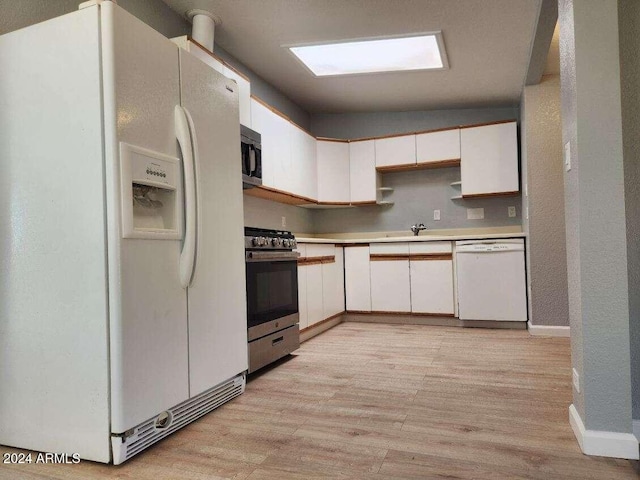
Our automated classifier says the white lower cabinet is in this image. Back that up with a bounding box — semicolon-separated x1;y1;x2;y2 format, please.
305;264;324;327
344;246;372;312
409;242;454;315
369;243;411;312
295;245;308;330
297;244;345;330
322;247;344;319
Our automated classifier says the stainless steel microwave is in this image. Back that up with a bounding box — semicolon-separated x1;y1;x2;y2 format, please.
241;125;262;189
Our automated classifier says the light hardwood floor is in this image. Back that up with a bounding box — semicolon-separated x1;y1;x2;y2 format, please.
2;322;639;479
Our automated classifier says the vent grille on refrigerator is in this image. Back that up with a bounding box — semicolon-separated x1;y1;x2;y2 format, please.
111;374;245;464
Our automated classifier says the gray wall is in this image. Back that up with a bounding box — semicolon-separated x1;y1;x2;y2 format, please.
311;108;518;139
521;75;569;327
214;46;311;130
559;0;632;433
618;0;640;422
243;195;315;233
313;167;521;234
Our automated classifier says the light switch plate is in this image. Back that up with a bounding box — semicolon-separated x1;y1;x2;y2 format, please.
434;209;441;221
281;216;287;228
467;208;484;220
564;141;571;172
508;206;516;218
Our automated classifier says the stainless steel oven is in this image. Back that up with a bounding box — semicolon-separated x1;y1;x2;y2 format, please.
245;227;299;373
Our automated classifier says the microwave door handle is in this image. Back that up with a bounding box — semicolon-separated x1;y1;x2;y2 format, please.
241;143;251;175
249;145;256;175
253;146;262;178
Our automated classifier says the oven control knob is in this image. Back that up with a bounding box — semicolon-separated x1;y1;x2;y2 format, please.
252;237;260;246
260;237;268;246
272;237;282;247
283;239;290;248
291;239;297;248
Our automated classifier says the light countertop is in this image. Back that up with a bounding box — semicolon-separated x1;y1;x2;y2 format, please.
295;227;525;244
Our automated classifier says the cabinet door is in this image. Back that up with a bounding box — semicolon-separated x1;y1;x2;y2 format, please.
374;135;416;168
317;140;350;203
223;67;251;127
250;98;291;191
334;247;345;313
369;243;411;312
295;245;308;330
290;125;317;200
415;128;460;165
460;121;519;197
410;260;454;314
306;264;324;327
344;246;371;312
349;140;377;203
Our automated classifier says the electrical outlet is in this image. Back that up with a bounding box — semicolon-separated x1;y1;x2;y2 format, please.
508;206;516;218
281;216;286;228
564;141;571;172
434;209;441;221
573;368;580;393
467;208;484;220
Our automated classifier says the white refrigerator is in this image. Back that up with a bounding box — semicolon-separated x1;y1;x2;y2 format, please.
0;1;247;464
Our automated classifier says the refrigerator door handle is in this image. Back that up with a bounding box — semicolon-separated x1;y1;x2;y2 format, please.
175;105;197;288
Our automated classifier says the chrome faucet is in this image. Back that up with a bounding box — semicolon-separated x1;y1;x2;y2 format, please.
411;223;426;236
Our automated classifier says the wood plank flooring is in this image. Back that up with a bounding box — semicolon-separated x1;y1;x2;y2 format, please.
2;322;639;479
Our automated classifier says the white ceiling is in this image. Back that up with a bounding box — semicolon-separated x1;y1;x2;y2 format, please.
162;0;543;113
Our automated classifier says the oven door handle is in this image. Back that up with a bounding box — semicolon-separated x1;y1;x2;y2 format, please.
246;251;300;262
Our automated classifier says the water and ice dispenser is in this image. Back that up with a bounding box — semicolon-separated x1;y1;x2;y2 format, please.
120;142;182;239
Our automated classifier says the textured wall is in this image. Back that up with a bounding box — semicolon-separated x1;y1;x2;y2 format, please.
310;108;518;139
313;167;521;234
618;0;640;421
521;75;569;327
559;0;632;433
214;46;311;129
243;195;315;233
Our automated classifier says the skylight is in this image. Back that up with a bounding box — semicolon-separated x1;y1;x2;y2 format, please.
288;33;447;77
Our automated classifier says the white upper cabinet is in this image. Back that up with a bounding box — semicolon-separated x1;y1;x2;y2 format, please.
415;128;460;165
374;134;416;168
222;67;251;127
349;140;377;203
250;98;291;191
289;125;317;200
460;121;519;197
317;140;350;203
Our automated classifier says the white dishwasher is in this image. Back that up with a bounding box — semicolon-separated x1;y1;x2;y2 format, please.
455;239;527;322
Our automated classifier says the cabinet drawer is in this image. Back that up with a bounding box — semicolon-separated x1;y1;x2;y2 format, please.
409;242;452;255
248;325;300;373
306;244;335;258
369;243;409;255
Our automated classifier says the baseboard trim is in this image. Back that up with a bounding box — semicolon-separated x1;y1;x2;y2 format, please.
633;419;640;440
300;315;344;343
569;404;639;459
527;321;570;337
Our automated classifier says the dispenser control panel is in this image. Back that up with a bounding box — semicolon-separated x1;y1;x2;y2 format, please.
120;142;182;240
